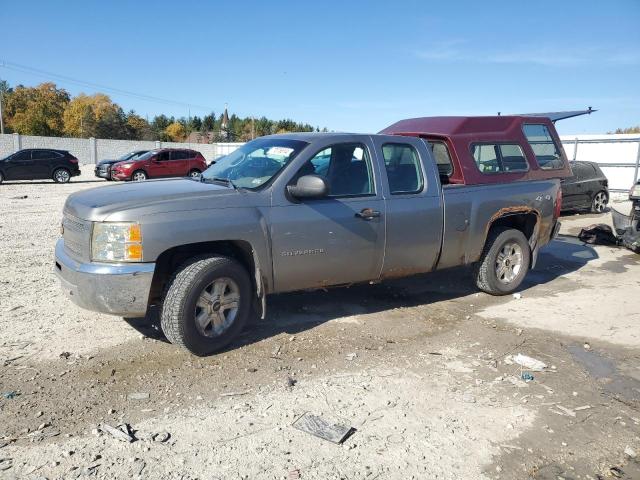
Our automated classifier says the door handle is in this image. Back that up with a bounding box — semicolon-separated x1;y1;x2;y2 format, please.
355;208;381;220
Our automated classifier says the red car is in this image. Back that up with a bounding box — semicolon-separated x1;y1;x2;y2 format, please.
111;148;207;181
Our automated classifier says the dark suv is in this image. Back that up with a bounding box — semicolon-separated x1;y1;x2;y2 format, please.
0;149;81;184
561;161;609;213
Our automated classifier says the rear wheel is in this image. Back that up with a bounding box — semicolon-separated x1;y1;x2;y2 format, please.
189;169;201;178
591;190;608;213
53;168;71;183
474;227;531;295
132;170;147;182
160;255;252;356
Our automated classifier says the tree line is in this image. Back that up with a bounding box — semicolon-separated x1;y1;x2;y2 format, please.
0;79;325;142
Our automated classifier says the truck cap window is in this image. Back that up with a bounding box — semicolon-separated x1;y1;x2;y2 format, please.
202;138;308;189
523;124;564;170
427;141;453;181
295;143;374;197
471;143;528;174
382;143;423;194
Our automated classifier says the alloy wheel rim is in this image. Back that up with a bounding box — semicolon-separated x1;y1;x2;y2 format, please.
133;172;146;181
55;170;70;182
190;171;200;177
495;241;523;284
194;277;240;338
594;192;607;212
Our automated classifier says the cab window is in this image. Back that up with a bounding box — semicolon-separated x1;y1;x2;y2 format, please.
382;143;423;194
522;124;564;170
471;143;528;173
295;143;374;197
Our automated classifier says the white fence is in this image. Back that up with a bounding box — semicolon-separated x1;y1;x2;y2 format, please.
0;133;243;165
560;134;640;195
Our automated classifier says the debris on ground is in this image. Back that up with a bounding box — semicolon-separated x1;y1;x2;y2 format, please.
512;293;522;299
624;446;637;459
152;432;171;443
99;423;136;443
293;413;355;444
127;392;150;401
521;372;534;382
286;376;297;388
512;354;547;371
2;391;19;399
0;458;13;471
59;351;71;359
219;390;250;397
345;352;357;361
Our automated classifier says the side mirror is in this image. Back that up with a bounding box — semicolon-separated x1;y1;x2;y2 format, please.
287;175;328;199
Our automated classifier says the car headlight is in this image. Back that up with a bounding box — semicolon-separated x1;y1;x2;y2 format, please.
91;222;143;262
121;164;132;169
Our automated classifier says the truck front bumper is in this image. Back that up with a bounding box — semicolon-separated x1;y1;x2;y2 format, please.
54;239;155;317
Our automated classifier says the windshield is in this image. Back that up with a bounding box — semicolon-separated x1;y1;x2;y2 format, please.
134;150;159;161
202;138;308;189
118;151;145;161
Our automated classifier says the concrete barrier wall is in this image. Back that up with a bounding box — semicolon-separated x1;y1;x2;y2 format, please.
0;133;243;164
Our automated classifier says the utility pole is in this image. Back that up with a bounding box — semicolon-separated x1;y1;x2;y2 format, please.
0;91;4;135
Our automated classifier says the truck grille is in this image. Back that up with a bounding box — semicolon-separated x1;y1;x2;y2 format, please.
62;213;91;261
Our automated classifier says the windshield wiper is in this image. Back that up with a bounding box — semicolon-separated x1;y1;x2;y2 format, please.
201;176;237;189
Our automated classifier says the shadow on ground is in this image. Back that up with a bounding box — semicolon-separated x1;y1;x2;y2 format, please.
126;235;601;354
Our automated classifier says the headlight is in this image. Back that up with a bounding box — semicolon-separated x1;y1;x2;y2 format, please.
120;164;132;169
91;222;143;262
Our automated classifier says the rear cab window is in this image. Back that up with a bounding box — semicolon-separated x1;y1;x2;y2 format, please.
471;143;528;174
522;124;564;170
381;143;424;194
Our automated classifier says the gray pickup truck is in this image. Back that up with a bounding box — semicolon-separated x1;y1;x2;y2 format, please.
56;127;563;355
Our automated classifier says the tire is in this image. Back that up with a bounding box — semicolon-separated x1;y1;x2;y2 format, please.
53;168;71;183
591;190;608;213
132;170;147;182
474;227;531;295
188;169;201;178
160;255;252;356
0;171;4;184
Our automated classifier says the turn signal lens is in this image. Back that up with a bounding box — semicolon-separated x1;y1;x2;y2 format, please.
128;224;142;243
126;244;143;261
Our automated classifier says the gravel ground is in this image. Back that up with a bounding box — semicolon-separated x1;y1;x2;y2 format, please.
0;167;639;480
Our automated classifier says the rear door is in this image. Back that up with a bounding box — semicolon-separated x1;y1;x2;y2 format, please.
169;150;189;176
5;150;34;179
31;150;56;178
371;137;444;277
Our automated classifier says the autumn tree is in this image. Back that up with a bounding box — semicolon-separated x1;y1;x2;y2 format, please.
125;111;153;140
165;122;187;141
4;82;69;136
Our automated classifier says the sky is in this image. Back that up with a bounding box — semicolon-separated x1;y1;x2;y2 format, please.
1;0;639;135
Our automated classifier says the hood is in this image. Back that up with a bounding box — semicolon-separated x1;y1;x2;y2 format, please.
64;178;249;221
97;159;119;166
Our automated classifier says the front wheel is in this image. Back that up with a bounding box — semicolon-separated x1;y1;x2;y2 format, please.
160;256;252;356
591;191;608;213
53;168;71;183
131;170;147;182
474;227;531;295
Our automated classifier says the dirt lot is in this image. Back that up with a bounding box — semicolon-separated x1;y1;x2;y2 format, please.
1;168;639;480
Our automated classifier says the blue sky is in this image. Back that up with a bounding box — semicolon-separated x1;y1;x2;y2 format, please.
1;0;638;135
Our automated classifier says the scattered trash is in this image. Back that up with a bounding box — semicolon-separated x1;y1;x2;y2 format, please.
127;392;150;401
521;372;534;382
512;354;547;372
288;469;301;479
100;423;135;443
245;367;257;373
293;413;355;444
583;342;591;350
608;466;624;478
428;352;443;356
574;405;592;411
59;352;71;359
0;457;13;471
219;390;250;397
152;432;171;443
286;376;297;388
624;446;637;459
2;391;19;399
578;224;618;245
345;352;357;361
512;292;522;299
10;195;28;200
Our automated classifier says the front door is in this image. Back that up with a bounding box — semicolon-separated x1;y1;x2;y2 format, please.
5;150;33;179
147;151;172;178
270;141;385;292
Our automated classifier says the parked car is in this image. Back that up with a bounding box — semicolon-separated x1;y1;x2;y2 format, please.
0;148;80;184
55;115;568;355
110;148;207;181
94;150;149;180
561;161;609;213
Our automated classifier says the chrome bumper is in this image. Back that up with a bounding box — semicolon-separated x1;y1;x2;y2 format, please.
54;239;155;317
551;220;562;239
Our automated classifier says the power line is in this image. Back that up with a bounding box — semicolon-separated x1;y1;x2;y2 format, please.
0;59;217;112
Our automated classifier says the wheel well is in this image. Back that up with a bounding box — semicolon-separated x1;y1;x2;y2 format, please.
488;211;539;242
148;240;256;305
